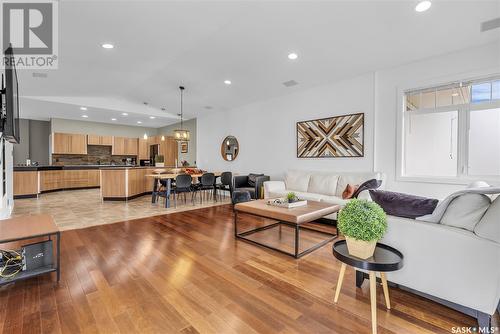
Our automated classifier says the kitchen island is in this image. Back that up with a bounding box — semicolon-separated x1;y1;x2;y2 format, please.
100;166;156;200
14;165;196;201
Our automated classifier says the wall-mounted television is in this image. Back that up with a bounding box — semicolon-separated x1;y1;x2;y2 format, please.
2;45;20;144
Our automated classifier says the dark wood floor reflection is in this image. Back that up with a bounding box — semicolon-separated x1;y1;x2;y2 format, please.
0;205;493;333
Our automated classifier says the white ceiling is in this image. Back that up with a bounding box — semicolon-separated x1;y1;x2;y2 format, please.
18;0;500;128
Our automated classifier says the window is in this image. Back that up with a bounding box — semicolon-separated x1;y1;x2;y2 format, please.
402;76;500;181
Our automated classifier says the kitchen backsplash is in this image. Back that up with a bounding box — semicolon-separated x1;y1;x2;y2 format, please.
52;145;136;165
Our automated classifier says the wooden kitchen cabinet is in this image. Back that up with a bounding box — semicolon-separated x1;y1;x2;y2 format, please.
40;170;65;191
88;170;100;187
160;137;178;166
52;133;87;154
13;171;39;197
138;138;149;160
112;137;126;155
113;137;137;155
124;138;138;155
88;135;113;146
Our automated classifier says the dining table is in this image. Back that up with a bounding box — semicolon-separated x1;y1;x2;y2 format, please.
146;172;222;208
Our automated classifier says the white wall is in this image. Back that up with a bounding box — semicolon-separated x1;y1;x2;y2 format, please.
198;73;375;180
198;42;500;199
0;140;14;219
50;118;158;137
158;118;197;166
375;41;500;198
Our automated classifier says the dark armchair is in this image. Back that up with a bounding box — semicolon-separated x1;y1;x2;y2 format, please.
233;173;270;199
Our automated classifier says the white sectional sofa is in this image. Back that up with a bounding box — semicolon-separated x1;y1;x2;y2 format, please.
263;170;385;212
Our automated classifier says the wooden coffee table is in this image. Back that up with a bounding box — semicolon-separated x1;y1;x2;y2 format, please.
233;200;340;258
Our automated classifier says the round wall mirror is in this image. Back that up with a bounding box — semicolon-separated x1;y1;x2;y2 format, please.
221;136;239;161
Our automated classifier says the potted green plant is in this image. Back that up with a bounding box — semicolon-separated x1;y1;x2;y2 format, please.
155;154;165;167
337;199;387;259
286;192;299;203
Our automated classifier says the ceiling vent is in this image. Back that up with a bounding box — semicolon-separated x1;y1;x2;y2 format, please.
481;17;500;32
283;80;298;87
32;72;48;78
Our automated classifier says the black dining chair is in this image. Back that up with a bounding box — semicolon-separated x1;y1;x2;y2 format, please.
194;173;216;204
172;174;194;207
216;171;233;202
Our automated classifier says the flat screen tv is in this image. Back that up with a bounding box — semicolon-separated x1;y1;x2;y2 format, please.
2;46;20;144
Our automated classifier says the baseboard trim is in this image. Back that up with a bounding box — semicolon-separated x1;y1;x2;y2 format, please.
14;194;38;199
40;186;100;194
103;192;152;201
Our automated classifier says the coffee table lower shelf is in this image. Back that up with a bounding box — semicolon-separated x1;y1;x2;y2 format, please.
234;213;337;259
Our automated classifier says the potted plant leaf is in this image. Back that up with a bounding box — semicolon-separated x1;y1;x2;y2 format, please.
286;192;299;203
155;154;165;167
337;199;387;259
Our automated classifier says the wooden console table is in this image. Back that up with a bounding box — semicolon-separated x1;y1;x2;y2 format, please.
0;214;61;285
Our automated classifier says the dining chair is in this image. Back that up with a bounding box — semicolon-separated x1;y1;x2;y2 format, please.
216;171;233;202
172;174;194;208
194;173;216;204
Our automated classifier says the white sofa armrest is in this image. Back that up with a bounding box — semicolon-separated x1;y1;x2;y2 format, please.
264;181;286;199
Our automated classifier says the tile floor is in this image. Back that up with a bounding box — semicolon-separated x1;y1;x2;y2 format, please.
12;189;230;231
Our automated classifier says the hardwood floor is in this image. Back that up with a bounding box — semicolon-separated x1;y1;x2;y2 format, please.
0;205;495;334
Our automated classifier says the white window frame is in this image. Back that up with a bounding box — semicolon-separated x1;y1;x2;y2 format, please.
396;72;500;186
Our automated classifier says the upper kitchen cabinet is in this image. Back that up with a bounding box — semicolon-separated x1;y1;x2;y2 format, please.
52;133;87;154
88;135;113;146
112;137;138;155
125;138;138;155
138;138;149;160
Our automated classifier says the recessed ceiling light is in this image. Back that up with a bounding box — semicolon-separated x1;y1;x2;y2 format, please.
288;53;298;60
111;118;117;121
121;112;128;116
102;43;114;49
149;116;155;119
451;93;459;97
137;121;142;124
224;80;232;85
80;106;87;111
415;1;431;12
81;115;88;118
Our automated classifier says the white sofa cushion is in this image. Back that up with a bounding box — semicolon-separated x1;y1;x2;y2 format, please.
475;195;500;243
307;174;339;196
320;195;348;206
336;172;383;197
284;170;310;192
440;193;491;231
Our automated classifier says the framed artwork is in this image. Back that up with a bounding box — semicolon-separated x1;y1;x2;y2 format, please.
180;141;188;153
296;112;364;158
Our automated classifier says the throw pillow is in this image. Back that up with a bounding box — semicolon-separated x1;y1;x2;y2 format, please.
369;190;438;219
441;193;491;231
248;173;264;187
474;195;500;243
352;179;382;199
342;184;358;199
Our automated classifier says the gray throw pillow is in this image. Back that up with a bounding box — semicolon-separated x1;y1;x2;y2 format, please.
474;195;499;243
440;193;491;231
369;190;438;219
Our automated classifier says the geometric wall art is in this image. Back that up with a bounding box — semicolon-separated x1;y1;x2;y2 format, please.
296;112;364;158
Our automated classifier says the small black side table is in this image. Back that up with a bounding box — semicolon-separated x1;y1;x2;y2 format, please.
332;240;403;334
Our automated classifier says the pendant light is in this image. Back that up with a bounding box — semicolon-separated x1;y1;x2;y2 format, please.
174;86;190;141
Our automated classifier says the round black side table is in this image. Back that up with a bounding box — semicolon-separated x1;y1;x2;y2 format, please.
332;240;404;334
